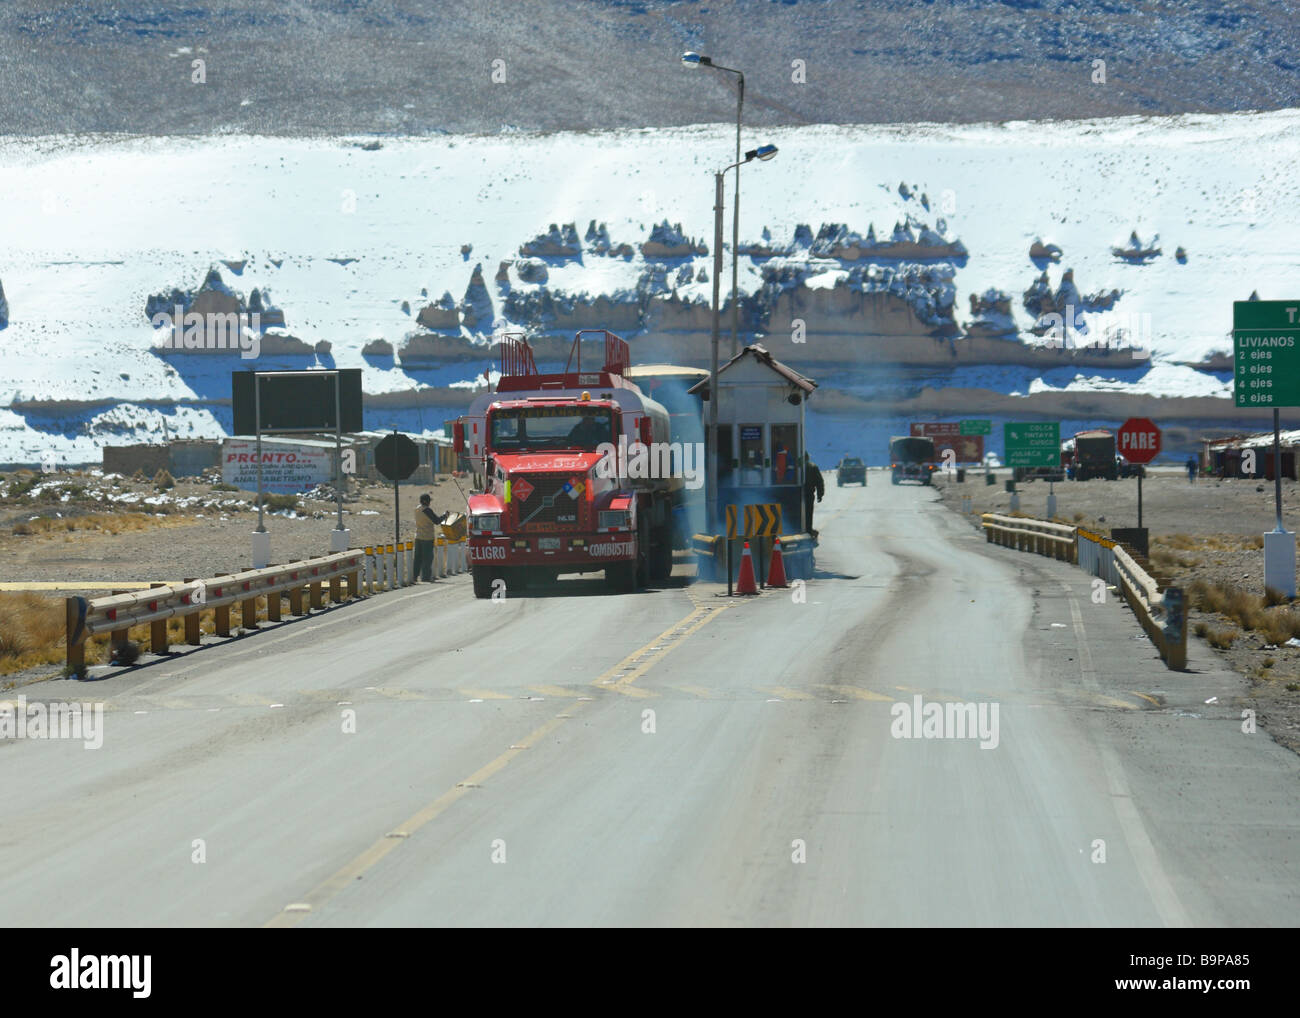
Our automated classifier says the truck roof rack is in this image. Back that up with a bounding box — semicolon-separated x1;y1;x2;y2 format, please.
494;330;636;394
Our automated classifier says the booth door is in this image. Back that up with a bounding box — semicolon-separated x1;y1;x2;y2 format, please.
738;424;765;486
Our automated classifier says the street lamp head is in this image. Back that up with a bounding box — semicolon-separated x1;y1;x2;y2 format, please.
682;51;711;67
753;144;778;161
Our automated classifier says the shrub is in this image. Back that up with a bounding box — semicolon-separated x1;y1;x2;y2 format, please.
154;469;176;490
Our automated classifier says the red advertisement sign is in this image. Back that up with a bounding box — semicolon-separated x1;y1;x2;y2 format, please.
910;423;985;464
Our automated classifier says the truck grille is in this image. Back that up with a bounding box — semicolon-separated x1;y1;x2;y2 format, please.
515;474;584;530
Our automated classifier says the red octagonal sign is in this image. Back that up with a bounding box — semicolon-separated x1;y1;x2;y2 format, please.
1118;417;1162;463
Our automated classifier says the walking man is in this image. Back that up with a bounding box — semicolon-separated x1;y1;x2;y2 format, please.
1186;456;1197;484
803;454;824;537
414;493;448;582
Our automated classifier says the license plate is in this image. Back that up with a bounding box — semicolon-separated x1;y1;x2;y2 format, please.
539;537;560;550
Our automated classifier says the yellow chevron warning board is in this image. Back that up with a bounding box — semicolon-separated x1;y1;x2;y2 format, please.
744;503;781;537
725;504;739;540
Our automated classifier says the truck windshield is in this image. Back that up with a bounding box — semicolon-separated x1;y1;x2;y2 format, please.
490;408;614;451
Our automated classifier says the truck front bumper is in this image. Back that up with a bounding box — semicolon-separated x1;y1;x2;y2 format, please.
468;533;635;570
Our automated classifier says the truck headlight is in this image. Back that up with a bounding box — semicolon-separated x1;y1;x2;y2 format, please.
599;509;631;529
473;513;501;531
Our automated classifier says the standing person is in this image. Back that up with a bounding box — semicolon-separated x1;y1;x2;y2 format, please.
1186;456;1198;483
803;454;824;537
414;493;447;582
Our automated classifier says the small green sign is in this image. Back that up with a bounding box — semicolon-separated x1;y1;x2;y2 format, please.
1004;422;1060;468
960;419;991;436
1233;300;1300;409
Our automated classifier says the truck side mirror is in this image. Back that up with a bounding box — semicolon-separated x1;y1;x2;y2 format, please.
453;420;465;453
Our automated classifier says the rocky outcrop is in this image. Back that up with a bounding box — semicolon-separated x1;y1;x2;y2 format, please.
1029;238;1062;263
459;263;493;330
0;277;8;329
966;289;1017;338
1024;268;1120;319
641;220;708;258
803;220;966;261
145;267;283;326
1112;230;1161;263
362;338;395;358
416;291;459;330
514;258;549;284
520;222;581;258
502;288;642;333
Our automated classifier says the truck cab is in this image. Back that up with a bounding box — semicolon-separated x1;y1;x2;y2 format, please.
455;331;675;597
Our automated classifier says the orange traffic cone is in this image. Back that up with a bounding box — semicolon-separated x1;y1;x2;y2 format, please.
766;536;788;588
736;541;758;595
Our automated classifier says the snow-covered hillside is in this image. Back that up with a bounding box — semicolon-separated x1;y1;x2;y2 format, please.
1;109;1297;464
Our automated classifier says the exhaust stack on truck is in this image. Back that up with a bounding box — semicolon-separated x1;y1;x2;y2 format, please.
453;330;678;597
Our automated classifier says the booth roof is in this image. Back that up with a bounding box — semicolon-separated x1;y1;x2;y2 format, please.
685;344;818;398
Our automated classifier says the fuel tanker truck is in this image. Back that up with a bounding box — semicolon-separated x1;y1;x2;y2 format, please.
453;330;681;597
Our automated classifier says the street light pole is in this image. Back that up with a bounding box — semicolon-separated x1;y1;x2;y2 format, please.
682;52;745;358
707;145;779;535
731;74;743;360
709;171;725;534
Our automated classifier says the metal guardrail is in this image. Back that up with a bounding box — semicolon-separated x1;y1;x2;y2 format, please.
65;550;366;675
981;513;1077;563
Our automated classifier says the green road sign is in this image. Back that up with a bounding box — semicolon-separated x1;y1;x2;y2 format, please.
960;419;992;436
1233;300;1300;408
1004;422;1060;468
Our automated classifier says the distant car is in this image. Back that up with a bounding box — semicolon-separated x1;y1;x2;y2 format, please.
1117;456;1146;479
836;456;867;486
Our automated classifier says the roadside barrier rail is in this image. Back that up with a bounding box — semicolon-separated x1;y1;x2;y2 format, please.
981;513;1077;562
65;550;365;675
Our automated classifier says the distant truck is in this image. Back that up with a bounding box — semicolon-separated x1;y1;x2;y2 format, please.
1072;429;1118;480
889;436;937;485
453;330;678;597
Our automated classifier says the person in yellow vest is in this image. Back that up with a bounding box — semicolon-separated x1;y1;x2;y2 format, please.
414;493;448;582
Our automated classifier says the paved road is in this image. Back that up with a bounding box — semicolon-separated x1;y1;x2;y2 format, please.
2;478;1297;926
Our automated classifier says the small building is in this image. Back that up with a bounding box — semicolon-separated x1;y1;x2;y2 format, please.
687;343;817;533
1202;430;1299;480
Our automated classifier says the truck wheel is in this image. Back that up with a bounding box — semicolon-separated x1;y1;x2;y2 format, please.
649;526;672;583
472;565;493;599
635;519;651;587
605;562;636;593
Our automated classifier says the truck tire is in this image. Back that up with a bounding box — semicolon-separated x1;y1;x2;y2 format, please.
649;525;672;583
635;518;651;587
605;561;636;593
472;565;493;599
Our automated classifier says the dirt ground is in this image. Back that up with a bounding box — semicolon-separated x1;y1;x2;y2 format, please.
0;469;470;591
931;465;1300;754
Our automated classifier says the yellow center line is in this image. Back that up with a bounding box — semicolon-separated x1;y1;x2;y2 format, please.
265;600;729;928
816;684;895;702
763;686;814;701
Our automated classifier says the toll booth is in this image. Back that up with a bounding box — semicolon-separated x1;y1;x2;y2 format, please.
687;343;818;534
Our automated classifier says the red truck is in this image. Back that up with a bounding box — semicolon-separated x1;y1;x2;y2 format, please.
453;330;678;597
